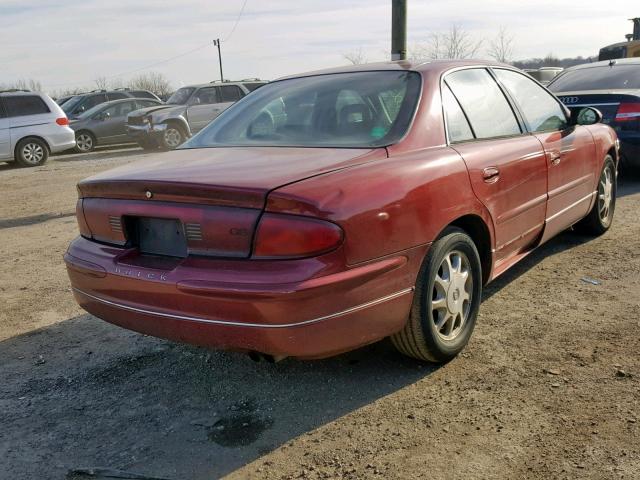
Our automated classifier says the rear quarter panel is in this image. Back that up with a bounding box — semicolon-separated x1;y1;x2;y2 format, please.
266;146;495;266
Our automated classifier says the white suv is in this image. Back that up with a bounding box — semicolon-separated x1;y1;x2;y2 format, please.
0;90;76;167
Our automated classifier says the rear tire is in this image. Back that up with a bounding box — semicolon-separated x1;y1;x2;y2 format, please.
391;227;482;362
15;137;49;167
574;155;616;235
75;131;96;153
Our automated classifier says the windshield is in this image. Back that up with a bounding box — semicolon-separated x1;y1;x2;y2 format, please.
549;65;640;92
62;95;83;114
183;71;421;149
166;87;195;105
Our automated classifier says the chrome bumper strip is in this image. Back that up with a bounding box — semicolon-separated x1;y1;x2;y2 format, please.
73;286;415;329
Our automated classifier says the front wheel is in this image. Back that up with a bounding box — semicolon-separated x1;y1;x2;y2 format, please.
160;124;185;150
574;155;616;235
391;227;482;362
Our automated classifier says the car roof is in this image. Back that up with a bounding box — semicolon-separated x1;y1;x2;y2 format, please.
274;59;514;81
0;90;44;96
562;58;640;71
180;80;267;89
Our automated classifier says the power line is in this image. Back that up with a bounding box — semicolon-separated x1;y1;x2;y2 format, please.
43;41;214;88
222;0;249;42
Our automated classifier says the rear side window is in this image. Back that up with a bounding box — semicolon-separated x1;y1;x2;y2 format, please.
244;82;266;92
218;85;244;102
446;69;521;139
442;84;474;142
3;96;50;117
493;69;567;132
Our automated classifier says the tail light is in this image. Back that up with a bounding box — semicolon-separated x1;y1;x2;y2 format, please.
76;199;91;237
252;213;343;259
56;117;69;126
615;103;640;122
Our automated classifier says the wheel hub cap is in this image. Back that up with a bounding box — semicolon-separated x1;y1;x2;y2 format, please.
432;250;473;341
22;143;44;164
598;166;613;223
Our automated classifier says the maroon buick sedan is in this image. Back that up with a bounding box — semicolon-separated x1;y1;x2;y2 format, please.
65;60;618;362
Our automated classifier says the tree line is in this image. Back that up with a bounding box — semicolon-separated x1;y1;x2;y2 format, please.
1;72;173;99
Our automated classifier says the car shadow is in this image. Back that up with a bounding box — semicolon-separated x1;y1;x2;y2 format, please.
0;314;437;479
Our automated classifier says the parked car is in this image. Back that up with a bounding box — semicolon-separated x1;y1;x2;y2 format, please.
548;58;640;170
523;67;564;85
70;98;162;153
0;90;75;167
126;80;267;150
62;89;161;120
65;60;618;363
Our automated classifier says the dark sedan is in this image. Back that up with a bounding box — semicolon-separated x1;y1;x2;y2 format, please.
70;98;162;152
549;58;639;170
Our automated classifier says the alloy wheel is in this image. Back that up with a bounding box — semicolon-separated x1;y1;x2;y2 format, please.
164;128;182;148
598;164;614;225
76;133;93;152
21;142;45;165
431;250;473;341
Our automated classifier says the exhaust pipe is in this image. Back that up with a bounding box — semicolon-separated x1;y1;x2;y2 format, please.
248;351;287;363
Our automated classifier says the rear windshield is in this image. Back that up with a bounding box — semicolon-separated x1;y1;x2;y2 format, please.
549;65;640;92
184;71;421;149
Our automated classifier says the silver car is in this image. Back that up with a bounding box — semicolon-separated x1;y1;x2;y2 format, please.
70;98;162;153
126;80;267;150
0;90;76;167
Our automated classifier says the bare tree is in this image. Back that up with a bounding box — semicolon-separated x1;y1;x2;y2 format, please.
411;24;483;61
94;76;109;90
128;72;173;97
488;26;515;63
5;78;43;91
343;47;368;65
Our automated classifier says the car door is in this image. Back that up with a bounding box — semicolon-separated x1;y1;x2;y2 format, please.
444;68;548;267
91;101;135;144
0;100;10;160
493;68;598;243
185;87;220;132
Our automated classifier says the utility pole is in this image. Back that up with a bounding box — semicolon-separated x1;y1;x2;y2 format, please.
391;0;407;60
213;39;224;82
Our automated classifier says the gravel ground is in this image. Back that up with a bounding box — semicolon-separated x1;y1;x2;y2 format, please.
0;149;639;480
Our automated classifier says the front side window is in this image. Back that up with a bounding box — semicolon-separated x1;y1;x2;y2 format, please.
75;94;107;114
192;87;219;105
494;69;567;132
445;69;521;139
184;71;421;149
3;95;50;117
441;84;474;143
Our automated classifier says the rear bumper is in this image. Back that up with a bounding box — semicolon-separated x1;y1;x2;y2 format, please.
64;236;425;358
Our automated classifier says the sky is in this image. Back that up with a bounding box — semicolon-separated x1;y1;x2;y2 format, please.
0;0;638;93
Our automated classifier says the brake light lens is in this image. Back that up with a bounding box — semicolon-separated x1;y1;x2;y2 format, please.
615;103;640;122
56;117;69;126
253;213;343;259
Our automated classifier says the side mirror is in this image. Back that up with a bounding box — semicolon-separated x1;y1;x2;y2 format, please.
96;111;111;121
576;107;603;126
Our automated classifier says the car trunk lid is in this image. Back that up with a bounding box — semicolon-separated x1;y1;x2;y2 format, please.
77;147;385;258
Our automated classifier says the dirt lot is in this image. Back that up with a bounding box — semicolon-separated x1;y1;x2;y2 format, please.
0;148;639;480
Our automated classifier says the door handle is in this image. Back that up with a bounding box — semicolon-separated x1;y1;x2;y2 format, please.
549;151;561;165
482;167;500;183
